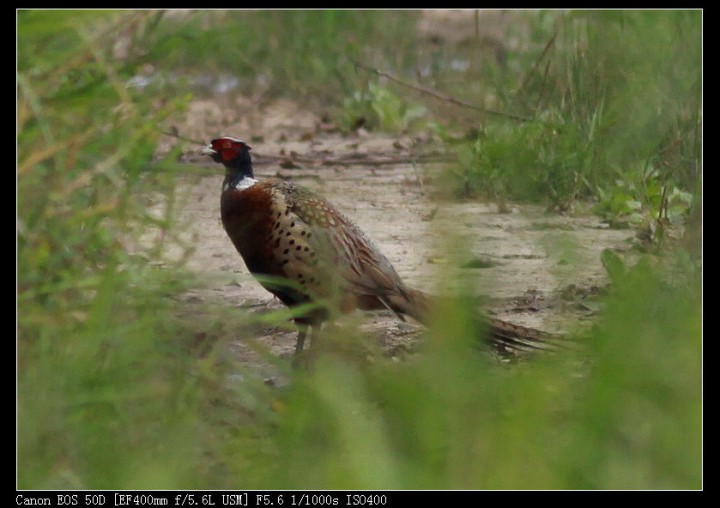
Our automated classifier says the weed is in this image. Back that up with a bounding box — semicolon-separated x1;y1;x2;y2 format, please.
339;82;428;132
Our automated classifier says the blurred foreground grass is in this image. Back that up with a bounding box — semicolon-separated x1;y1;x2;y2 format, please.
18;10;700;489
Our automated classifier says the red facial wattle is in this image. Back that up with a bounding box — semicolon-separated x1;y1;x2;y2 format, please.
210;138;251;162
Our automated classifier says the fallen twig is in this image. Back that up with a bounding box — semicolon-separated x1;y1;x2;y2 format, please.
352;61;535;123
240;152;455;167
163;130;456;167
320;155;454;166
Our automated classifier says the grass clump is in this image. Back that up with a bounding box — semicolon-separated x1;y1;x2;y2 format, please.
17;10;216;489
219;248;698;490
444;11;700;225
266;251;701;489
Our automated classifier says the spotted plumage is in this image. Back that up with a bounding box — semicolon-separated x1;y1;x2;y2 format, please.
202;136;566;360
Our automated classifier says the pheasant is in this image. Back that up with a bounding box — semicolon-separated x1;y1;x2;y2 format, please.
202;136;563;360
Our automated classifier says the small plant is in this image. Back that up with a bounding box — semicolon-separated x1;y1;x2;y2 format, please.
444;113;592;207
339;82;427;133
594;159;693;249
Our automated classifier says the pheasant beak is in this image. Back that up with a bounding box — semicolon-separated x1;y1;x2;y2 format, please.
201;144;217;156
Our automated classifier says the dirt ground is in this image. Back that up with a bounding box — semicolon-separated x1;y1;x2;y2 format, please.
149;11;636;380
154;96;634;382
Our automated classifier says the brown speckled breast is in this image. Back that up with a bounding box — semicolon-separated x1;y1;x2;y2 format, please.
220;180;413;318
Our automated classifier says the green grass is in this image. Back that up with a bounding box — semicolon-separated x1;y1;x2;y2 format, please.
18;10;701;490
430;11;700;234
264;254;701;490
138;10;420;108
